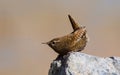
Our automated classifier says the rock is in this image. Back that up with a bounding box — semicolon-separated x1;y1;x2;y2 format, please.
48;52;120;75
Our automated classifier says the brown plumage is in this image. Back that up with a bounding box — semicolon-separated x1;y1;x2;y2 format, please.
43;15;89;55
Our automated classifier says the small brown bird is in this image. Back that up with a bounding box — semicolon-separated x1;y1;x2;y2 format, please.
43;15;89;55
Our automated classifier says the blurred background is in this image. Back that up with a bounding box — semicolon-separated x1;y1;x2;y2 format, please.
0;0;120;75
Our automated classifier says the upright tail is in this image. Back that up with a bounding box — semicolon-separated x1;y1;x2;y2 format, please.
68;15;80;31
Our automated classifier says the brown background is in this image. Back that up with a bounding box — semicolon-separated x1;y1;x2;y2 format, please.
0;0;120;75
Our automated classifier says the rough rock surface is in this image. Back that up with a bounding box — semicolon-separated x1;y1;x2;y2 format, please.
49;52;120;75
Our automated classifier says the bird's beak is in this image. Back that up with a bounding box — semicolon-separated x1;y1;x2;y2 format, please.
42;42;49;44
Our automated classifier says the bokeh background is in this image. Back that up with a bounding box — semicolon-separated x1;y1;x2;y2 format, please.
0;0;120;75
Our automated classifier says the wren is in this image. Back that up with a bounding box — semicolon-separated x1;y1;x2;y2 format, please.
43;15;89;55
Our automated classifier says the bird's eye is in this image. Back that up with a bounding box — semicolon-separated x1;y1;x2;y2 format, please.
52;41;55;44
51;41;56;45
50;39;60;46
